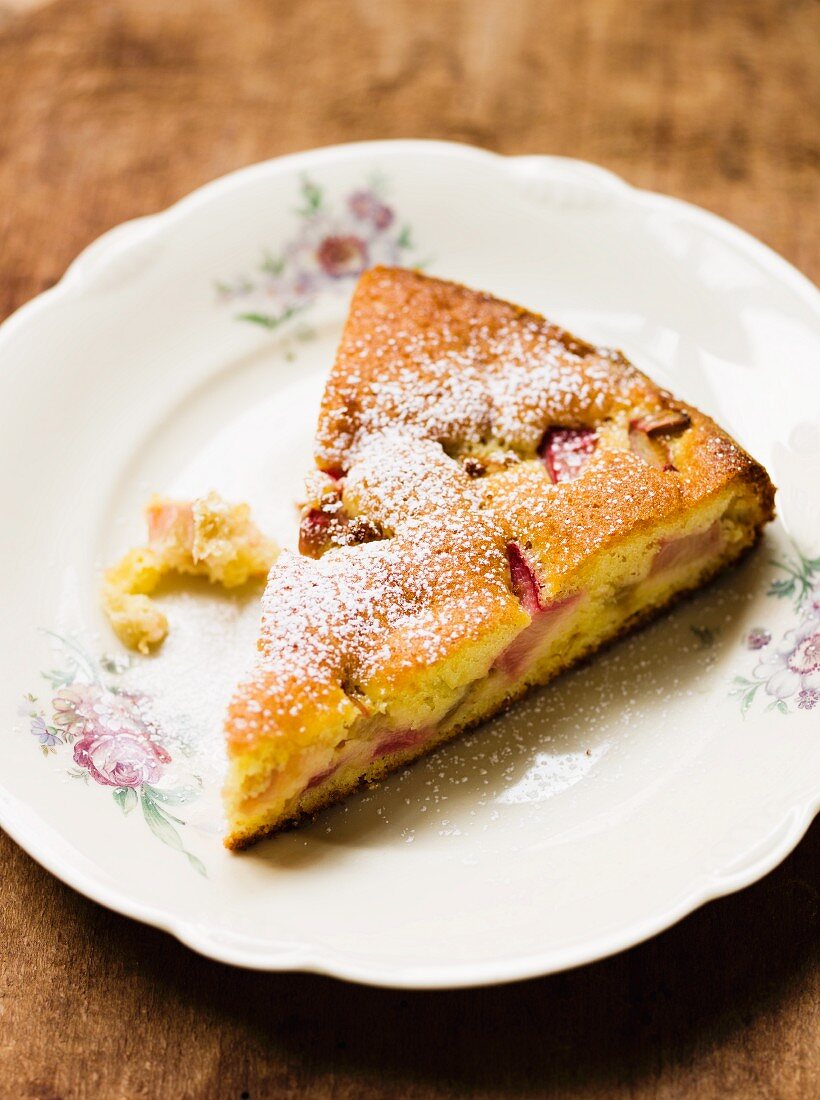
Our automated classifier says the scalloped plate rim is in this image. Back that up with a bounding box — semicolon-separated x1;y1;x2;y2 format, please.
1;139;818;988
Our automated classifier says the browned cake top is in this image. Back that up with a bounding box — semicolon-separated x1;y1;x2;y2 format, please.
311;267;769;582
318;267;660;469
226;268;773;750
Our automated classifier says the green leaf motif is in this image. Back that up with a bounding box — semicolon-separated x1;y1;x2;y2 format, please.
396;225;413;250
767;578;794;599
113;787;138;815
141;791;206;877
367;169;388;197
259;250;285;276
145;782;201;808
43;667;77;690
236;303;307;331
767;550;820;610
297;177;323;217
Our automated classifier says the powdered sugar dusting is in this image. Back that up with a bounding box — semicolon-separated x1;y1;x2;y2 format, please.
232;436;521;739
317;269;644;466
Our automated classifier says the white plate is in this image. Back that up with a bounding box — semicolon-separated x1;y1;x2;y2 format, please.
1;141;818;989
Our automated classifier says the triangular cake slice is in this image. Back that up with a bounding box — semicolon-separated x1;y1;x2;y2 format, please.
223;267;774;848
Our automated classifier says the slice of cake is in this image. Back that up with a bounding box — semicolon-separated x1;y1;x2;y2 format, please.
223;267;775;849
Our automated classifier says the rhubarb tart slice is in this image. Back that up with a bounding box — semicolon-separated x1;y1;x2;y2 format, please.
223;267;775;849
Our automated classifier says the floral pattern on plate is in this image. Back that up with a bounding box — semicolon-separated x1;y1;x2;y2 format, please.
20;634;206;874
732;547;820;715
216;174;419;330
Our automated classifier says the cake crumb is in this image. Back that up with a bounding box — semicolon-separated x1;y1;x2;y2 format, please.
102;492;278;654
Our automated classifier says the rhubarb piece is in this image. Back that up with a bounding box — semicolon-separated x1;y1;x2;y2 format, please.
102;492;277;653
631;410;690;436
495;590;582;678
539;427;597;482
298;501;382;558
373;727;430;758
298;507;335;558
629;424;668;467
650;522;722;576
506;541;543;614
629;409;691;468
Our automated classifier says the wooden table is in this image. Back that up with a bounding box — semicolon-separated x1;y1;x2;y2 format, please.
0;2;817;1096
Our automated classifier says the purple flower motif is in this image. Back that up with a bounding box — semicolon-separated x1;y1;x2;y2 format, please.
348;189;394;231
798;688;818;711
745;627;771;651
316;235;369;279
30;716;60;747
292;270;318;298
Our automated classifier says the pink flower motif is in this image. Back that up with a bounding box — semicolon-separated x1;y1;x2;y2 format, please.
756;621;820;703
52;685;103;739
73;723;171;788
348;190;394;231
53;684;149;740
53;682;170;788
745;627;771;651
316;235;369;279
788;628;820;675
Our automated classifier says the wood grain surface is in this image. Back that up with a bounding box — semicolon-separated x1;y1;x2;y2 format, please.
0;1;818;1097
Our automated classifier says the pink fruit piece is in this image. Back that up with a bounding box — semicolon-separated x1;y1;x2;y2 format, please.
539;427;597;483
629;409;690;468
506;542;543;615
496;589;582;678
306;761;340;790
374;727;430;759
299;508;333;558
650;522;722;576
501;542;583;676
628;426;668;468
631;410;691;436
146;500;194;545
